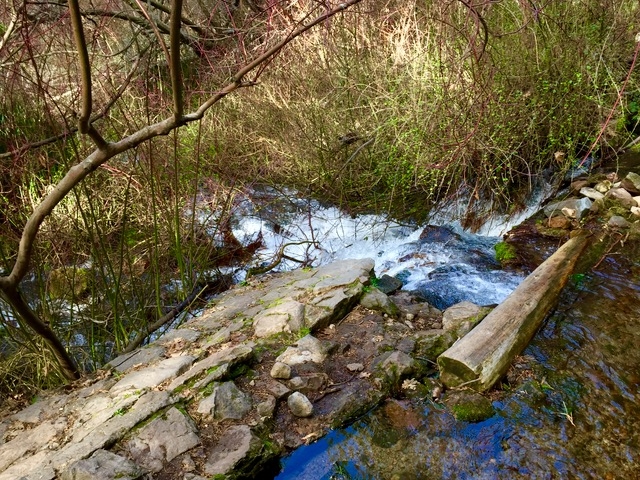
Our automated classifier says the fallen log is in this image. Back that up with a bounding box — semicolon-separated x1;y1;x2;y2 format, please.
437;232;589;392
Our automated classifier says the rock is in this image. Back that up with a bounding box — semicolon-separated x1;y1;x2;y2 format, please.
560;207;577;219
287;392;314;417
570;179;590;192
106;346;166;373
547;215;572;229
414;330;455;360
276;334;329;366
59;449;145;480
360;287;400;317
197;381;252;420
204;425;262;476
378;351;415;384
543;197;592;219
443;389;495;423
124;407;200;472
419;225;461;243
256;395;277;419
579;186;605;201
631;206;640;217
607;215;630;229
264;380;291;400
604;187;636;209
621;171;640;193
110;355;196;395
270;362;292;380
287;373;327;394
442;301;488;337
253;300;305;338
633;196;640;207
346;363;365;372
375;274;403;294
595;180;612;193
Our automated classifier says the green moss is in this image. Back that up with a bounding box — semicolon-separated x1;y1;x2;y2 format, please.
494;241;517;263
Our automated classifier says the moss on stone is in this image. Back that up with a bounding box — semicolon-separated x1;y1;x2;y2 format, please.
494;241;517;264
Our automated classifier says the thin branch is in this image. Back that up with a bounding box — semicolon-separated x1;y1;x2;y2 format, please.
170;0;184;120
67;0;91;132
0;3;19;54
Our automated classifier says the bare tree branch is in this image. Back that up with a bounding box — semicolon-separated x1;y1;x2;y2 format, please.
170;0;184;120
67;0;107;148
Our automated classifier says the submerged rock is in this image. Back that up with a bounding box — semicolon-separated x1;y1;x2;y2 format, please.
443;389;495;423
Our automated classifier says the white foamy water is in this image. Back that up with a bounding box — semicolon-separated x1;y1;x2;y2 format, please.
225;187;543;308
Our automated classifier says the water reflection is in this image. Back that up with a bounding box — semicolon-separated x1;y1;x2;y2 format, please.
276;244;640;479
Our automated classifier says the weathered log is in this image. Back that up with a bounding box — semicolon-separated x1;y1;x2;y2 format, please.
437;232;589;392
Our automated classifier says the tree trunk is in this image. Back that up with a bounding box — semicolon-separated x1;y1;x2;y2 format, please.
437;233;589;392
1;287;80;382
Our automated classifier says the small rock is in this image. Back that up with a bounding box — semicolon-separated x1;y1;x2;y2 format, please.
379;351;415;384
544;197;592;219
265;380;291;400
288;392;314;417
621;171;640;193
276;335;329;366
579;186;604;201
197;381;252;420
570;179;589;192
605;187;636;209
547;215;571;229
560;207;577;219
375;274;403;294
595;180;612;193
406;313;415;321
633;196;640;207
631;206;640;217
346;363;365;372
360;287;400;317
608;215;630;229
270;362;292;380
257;395;277;419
